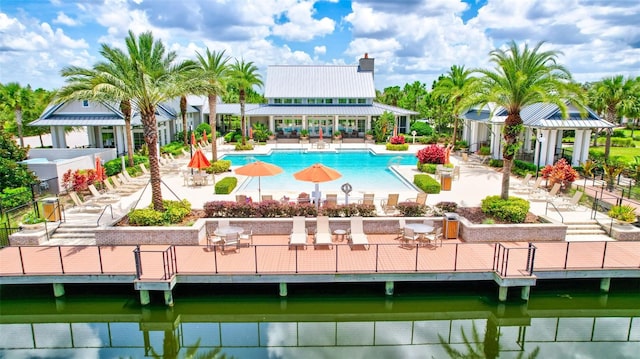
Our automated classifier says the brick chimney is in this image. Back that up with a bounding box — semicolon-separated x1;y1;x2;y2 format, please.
358;53;374;78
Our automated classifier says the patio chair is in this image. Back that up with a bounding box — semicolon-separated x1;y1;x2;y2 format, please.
347;216;369;250
289;216;308;249
381;193;399;214
396;218;406;240
110;175;139;191
358;193;375;206
297;193;311;204
181;148;190;158
103;178;137;195
139;163;151;177
530;183;561;201
401;227;420;249
452;166;460;181
87;184;121;203
221;232;240;254
554;191;584;211
424;227;443;247
68;191;103;213
324;194;338;208
261;195;273;202
407;192;427;205
313;216;333;249
236;194;247;204
510;173;532;189
206;227;223;249
239;229;253;246
123;170;148;184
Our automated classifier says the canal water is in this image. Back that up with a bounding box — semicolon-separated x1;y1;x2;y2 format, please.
1;280;638;358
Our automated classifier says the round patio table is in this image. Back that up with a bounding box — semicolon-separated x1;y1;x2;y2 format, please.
214;226;244;236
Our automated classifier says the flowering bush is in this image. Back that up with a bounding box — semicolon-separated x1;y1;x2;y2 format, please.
416;145;446;164
389;135;405;144
62;169;100;192
540;158;578;189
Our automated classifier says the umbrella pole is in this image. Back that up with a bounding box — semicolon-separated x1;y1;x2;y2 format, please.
315;183;320;208
258;177;261;201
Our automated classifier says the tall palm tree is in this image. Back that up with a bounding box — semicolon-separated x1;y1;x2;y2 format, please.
180;95;188;146
119;99;135;167
467;41;584;200
194;49;230;161
588;75;638;161
229;59;263;146
0;82;33;147
59;30;195;211
433;65;477;145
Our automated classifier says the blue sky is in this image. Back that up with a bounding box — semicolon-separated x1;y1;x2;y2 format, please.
1;0;638;92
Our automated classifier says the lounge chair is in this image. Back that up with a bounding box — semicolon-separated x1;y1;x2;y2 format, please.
358;193;375;206
289;216;308;249
68;191;103;213
407;192;427;205
554;191;583;211
510;173;532;189
381;194;399;214
520;177;544;194
87;184;121;203
181;148;190;158
530;183;561;201
261;195;273;202
313;216;333;249
452;166;460;181
396;218;406;240
123;170;148;184
236;194;247;204
324;194;338;208
297;193;311;204
139;163;151;177
103;178;137;195
118;173;145;187
347;216;369;250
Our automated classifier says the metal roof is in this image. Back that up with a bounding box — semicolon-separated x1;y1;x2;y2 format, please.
264;65;376;99
215;103;261;114
30;115;126;126
244;102;418;116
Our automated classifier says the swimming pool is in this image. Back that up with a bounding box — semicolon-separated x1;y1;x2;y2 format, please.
223;150;418;193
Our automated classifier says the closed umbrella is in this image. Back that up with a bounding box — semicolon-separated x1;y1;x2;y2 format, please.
318;126;323;141
95;157;105;182
234;161;283;199
294;163;342;207
202;130;208;145
188;149;211;170
392;123;398;137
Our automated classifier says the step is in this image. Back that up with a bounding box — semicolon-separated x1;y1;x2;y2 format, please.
566;229;607;236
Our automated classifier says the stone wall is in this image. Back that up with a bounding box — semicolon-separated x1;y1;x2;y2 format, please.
459;216;567;242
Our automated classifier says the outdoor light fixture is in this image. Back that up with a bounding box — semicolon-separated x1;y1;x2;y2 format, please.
536;132;545;179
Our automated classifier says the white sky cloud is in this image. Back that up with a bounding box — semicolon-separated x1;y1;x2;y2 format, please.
0;0;638;91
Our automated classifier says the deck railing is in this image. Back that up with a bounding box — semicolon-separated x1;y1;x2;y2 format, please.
2;241;638;280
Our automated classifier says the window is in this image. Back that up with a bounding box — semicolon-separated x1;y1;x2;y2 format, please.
338;98;347;104
82;100;89;107
284;98;293;104
348;99;357;104
293;98;302;104
307;98;316;104
357;98;367;104
325;98;333;104
273;99;282;104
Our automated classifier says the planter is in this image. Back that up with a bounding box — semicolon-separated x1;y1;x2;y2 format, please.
20;222;46;232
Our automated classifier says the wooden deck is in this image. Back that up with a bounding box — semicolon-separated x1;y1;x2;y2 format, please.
1;235;638;285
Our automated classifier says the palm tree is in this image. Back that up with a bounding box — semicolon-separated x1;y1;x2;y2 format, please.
229;59;263;146
0;82;33;147
58;30;195;211
467;41;584;200
180;95;188;146
194;49;230;161
588;75;638;161
433;65;477;145
119;99;135;167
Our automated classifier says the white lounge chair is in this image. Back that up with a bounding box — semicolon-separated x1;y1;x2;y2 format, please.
347;216;369;250
313;216;333;249
68;191;103;213
289;216;308;249
530;183;561;201
87;184;121;203
511;173;532;189
554;191;584;211
381;194;399;214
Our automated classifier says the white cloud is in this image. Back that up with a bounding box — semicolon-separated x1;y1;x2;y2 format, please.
272;1;336;41
314;45;327;55
53;11;78;26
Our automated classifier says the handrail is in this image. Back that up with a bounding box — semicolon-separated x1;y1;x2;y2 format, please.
96;204;114;227
544;200;564;223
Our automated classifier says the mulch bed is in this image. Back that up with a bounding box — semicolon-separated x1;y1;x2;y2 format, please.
456;207;539;224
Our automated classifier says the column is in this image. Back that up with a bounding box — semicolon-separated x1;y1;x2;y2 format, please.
523;128;532;153
521;286;530;301
385;281;394;296
50;126;59;148
269;116;275;133
302;115;307;130
57;127;68;148
140;290;150;305
115;126;125;155
334;115;339;133
53;283;65;297
572;130;584;167
164;290;174;307
462;119;469;145
600;278;611;293
544;130;556;166
470;122;479;152
581;130;592;165
491;124;502;159
279;282;288;297
498;286;508;302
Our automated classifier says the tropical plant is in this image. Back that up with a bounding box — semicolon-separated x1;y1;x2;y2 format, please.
602;161;626;191
432;65;478;145
22;210;45;225
466;41;585;200
0;82;31;147
300;129;309;137
417;144;446;164
194;49;230;161
540;158;579;189
588;75;638;161
373;111;394;142
229;58;263;146
607;204;638;223
58;30;196;211
0;131;36;189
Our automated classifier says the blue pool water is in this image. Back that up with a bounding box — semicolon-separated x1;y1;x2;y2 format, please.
222;150;418;193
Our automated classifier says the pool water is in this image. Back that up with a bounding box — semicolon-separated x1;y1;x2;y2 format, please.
222;150;418;193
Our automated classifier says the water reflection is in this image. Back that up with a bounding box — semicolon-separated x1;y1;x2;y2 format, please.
0;289;638;358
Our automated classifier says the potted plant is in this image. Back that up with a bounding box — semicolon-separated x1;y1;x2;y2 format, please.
365;130;374;141
300;129;309;140
333;130;342;139
607;204;638;224
21;210;46;231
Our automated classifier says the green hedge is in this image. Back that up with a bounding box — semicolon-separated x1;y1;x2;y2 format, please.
414;174;441;194
385;143;409;151
206;160;232;174
417;163;437;174
0;187;32;209
104;155;149;177
215;177;237;194
481;195;530;223
128;199;192;226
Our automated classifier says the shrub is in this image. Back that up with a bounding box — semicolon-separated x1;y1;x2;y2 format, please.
488;159;503;167
416;145;445;164
434;201;458;214
22;210;45;224
104;155;149;176
385;143;409;151
414;174;441;194
612;129;626;138
235;143;254;151
128;200;192;226
62;169;100;192
513;160;537;176
607;204;638;223
0;187;32;209
410;121;433;136
541;158;579;188
128;208;165;226
481;195;529;223
195;123;212;137
161;141;188;156
215;177;237;194
396;201;428;217
320;204;376;217
206;160;232;174
478;146;491;156
417;163;437;174
163;199;191;224
389;135;405;144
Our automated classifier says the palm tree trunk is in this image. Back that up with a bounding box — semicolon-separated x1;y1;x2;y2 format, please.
180;95;188;146
141;108;164;212
240;90;246;145
208;94;218;161
501;113;523;200
120;100;134;167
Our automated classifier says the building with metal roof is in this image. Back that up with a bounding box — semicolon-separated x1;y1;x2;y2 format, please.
461;101;613;167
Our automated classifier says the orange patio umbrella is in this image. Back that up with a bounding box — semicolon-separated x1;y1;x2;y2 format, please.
188;149;211;170
191;132;197;147
318;126;323;141
234;161;283;199
294;163;342;207
95;157;105;182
